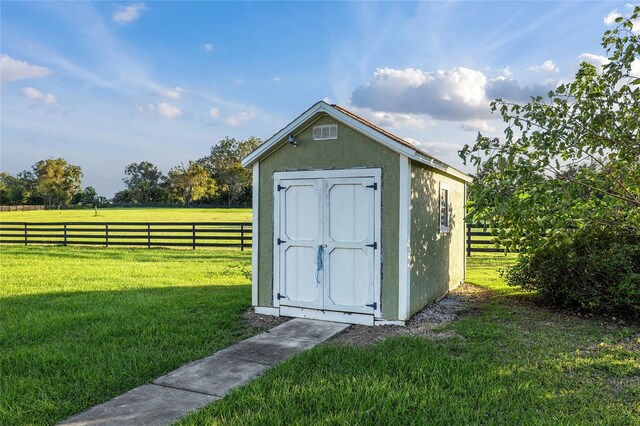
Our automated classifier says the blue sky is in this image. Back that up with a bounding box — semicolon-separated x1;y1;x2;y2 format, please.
1;1;637;196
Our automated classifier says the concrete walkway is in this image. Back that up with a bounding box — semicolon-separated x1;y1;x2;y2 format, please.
59;319;349;426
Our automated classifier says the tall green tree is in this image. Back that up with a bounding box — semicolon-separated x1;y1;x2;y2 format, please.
168;161;217;205
459;8;639;253
122;161;167;203
199;137;261;206
81;186;98;206
32;158;83;205
0;173;29;205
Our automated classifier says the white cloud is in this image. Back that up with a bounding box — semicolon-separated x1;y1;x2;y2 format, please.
22;87;56;104
604;10;623;25
224;111;254;126
578;53;609;72
272;76;282;82
413;140;463;156
158;86;184;99
1;55;52;82
201;43;213;52
632;59;640;78
351;67;559;121
460;120;494;132
348;106;432;129
209;107;220;118
136;102;181;118
500;66;513;77
113;3;146;25
156;102;181;118
527;60;558;73
604;5;640;34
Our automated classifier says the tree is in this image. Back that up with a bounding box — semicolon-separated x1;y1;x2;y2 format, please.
0;173;28;204
32;158;82;205
168;161;217;205
459;8;639;253
122;161;167;203
199;137;261;206
81;186;98;206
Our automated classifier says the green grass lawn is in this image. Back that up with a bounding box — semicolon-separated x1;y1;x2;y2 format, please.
2;243;638;425
179;254;640;425
0;207;252;223
0;245;255;426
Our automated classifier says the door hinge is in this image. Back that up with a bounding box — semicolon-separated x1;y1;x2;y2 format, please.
277;293;286;300
366;183;378;190
366;242;377;249
277;184;286;191
277;238;286;245
366;302;377;310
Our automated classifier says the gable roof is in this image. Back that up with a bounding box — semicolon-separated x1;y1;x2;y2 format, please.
241;101;472;183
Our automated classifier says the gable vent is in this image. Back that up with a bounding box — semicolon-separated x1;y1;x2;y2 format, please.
313;124;338;140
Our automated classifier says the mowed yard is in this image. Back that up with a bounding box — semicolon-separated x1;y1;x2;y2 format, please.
1;209;639;425
0;207;252;223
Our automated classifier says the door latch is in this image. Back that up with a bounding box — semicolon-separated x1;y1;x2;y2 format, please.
277;293;286;300
366;302;377;310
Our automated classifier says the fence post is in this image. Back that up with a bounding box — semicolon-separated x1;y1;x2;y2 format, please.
64;224;67;247
147;224;151;249
240;224;245;251
467;223;472;257
24;223;28;246
105;224;109;248
192;224;196;250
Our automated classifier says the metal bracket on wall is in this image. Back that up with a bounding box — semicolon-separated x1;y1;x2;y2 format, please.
366;183;378;190
277;238;286;245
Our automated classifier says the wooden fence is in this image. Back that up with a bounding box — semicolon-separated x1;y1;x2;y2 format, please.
0;205;69;212
0;222;252;250
467;223;513;256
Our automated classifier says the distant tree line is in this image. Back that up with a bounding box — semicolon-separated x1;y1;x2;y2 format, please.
0;137;261;207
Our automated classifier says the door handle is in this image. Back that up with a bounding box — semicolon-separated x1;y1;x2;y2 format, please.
315;245;324;285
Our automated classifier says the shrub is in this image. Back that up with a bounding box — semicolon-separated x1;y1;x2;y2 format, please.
506;225;640;318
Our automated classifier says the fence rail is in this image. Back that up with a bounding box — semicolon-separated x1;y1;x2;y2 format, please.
0;205;69;212
0;221;252;250
466;223;513;256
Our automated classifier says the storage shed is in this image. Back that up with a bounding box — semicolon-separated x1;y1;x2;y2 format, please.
242;101;472;325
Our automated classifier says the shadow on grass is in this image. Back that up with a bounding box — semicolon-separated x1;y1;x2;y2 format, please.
0;284;259;426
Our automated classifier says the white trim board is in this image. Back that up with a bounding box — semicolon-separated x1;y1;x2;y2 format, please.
251;162;259;306
279;306;374;326
398;155;411;321
273;168;381;180
254;306;279;316
241;101;472;183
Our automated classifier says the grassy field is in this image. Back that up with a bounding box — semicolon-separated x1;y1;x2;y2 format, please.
0;207;252;223
2;220;638;425
0;245;255;426
179;255;640;425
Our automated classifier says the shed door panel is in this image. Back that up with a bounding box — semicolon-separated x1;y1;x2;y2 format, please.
324;178;375;314
278;180;323;309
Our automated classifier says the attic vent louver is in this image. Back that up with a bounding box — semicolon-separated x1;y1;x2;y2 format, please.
313;124;338;140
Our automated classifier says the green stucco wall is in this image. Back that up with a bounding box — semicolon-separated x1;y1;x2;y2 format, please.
409;161;466;316
257;115;400;320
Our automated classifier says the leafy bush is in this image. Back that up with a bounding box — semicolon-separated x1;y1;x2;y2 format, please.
506;225;640;317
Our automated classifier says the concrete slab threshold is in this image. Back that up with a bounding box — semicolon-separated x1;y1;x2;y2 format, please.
58;318;349;426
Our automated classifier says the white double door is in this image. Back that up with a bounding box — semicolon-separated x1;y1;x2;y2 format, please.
275;170;380;315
